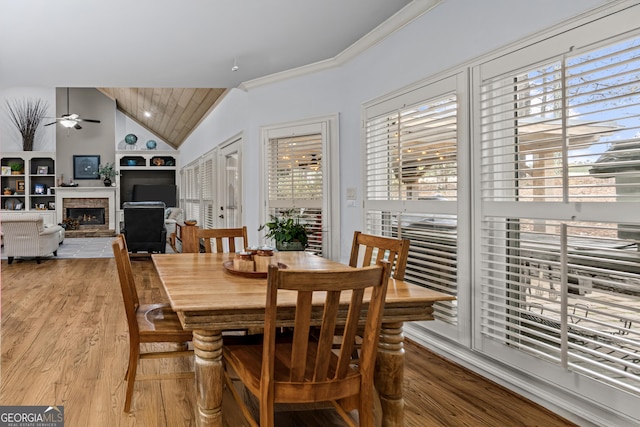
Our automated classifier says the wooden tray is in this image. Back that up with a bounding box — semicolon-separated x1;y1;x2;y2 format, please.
222;261;287;278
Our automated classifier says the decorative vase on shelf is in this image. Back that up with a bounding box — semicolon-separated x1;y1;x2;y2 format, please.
124;133;138;146
146;139;157;150
103;178;112;187
23;135;34;152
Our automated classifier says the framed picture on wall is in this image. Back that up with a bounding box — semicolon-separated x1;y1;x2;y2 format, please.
37;166;48;175
73;155;100;180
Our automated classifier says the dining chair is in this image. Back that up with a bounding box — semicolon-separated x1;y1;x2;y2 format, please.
223;261;392;427
340;231;410;360
195;226;249;253
349;231;410;280
111;234;193;412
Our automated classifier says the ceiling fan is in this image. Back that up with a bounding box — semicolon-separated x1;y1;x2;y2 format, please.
44;88;101;129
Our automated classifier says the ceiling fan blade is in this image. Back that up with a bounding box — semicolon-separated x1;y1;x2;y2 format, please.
74;124;83;130
77;118;101;123
44;121;57;126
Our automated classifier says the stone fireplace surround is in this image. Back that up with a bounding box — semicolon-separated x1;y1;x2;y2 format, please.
55;187;116;233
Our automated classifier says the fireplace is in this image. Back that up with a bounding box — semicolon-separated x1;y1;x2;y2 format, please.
61;196;110;230
55;187;117;235
66;208;105;225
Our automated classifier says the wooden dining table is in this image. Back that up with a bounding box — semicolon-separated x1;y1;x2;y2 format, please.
152;251;455;427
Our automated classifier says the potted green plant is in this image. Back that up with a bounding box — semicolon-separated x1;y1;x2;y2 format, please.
259;209;309;251
9;162;23;175
97;163;116;186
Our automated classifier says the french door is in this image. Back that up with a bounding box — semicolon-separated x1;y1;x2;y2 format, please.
217;139;242;228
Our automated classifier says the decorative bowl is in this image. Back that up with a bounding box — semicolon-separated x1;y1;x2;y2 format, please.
222;261;288;279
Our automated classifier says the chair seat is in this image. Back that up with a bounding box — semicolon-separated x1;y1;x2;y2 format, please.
224;335;361;404
137;303;193;342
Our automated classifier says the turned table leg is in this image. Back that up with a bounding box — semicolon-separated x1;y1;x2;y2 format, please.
375;322;405;427
193;329;224;427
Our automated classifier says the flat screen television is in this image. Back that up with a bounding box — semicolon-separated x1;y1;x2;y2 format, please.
131;184;177;207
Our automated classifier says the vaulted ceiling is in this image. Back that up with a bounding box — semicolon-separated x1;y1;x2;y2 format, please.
1;1;439;148
97;88;227;148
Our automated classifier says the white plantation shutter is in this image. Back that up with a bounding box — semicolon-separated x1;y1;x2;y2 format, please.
366;95;458;201
181;164;200;222
478;33;640;395
364;75;463;325
266;134;324;254
480;36;640;204
366;210;459;323
200;155;215;229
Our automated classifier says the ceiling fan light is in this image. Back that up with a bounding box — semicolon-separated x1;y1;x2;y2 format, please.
60;119;77;128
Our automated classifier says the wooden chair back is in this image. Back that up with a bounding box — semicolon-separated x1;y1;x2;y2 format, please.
195;226;248;253
112;234;141;336
224;261;391;426
349;231;410;280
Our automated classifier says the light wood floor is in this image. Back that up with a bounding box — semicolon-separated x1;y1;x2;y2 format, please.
1;257;576;426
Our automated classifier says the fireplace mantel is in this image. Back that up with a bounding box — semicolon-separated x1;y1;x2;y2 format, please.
54;187;117;231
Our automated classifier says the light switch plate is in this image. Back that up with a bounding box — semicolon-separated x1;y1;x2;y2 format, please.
346;187;357;200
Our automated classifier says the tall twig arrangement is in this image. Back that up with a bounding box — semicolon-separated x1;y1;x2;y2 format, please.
5;98;49;151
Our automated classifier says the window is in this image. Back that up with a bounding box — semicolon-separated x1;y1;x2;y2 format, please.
364;74;467;325
200;154;215;229
265;133;324;255
261;116;339;258
181;163;200;223
478;32;640;395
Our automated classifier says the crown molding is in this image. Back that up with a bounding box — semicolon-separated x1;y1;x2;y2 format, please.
240;0;442;91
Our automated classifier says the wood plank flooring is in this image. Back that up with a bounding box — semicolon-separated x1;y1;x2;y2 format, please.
1;257;575;426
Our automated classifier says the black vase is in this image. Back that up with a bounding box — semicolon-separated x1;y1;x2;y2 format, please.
103;178;112;187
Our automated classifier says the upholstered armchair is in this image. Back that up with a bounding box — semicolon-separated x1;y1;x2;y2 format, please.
2;213;64;264
121;201;167;253
164;207;183;242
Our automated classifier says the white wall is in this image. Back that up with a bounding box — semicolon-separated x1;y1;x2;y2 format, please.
55;88;116;186
179;0;611;261
0;87;56;152
179;88;249;165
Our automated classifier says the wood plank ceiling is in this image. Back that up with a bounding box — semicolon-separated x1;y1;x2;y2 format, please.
97;88;226;149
